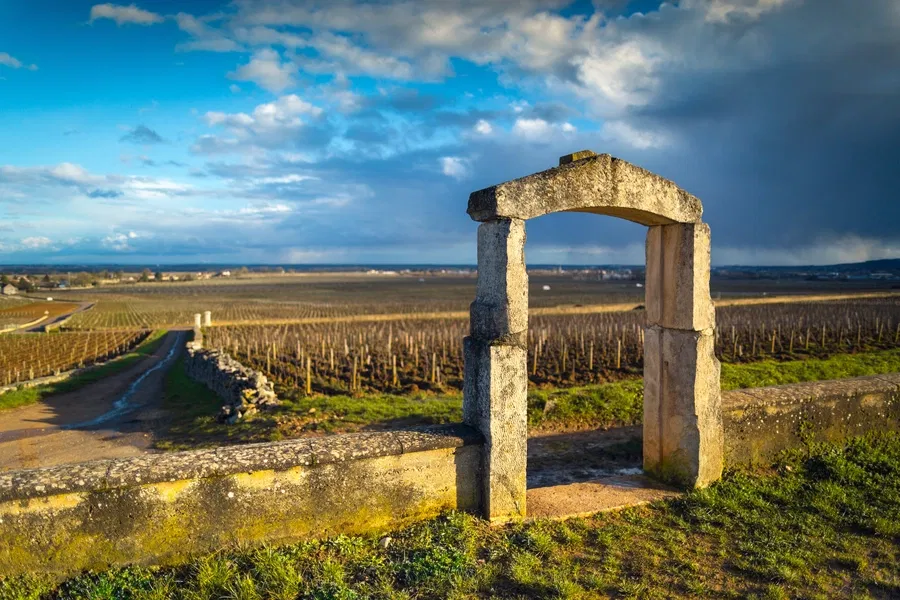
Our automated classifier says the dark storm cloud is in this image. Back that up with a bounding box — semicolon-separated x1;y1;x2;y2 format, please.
618;0;900;252
120;125;165;145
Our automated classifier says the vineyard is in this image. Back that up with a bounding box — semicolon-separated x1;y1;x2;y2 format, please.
201;297;900;396
0;301;79;330
0;330;149;386
52;275;649;329
61;300;365;330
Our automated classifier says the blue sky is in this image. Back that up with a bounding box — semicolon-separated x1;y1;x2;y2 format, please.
1;0;898;265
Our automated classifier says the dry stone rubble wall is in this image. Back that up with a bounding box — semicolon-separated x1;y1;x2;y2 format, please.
185;328;279;422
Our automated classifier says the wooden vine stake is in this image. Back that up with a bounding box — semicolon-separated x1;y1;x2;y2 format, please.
305;356;312;395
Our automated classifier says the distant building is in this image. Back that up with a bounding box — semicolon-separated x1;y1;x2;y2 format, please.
1;284;18;295
218;270;232;277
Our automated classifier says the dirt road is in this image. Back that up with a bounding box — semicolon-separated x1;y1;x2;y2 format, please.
0;331;184;470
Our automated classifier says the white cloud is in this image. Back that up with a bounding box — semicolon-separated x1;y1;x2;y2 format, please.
698;0;794;23
175;13;243;52
255;174;315;184
190;135;241;155
0;52;37;70
49;163;102;185
89;3;164;26
238;202;292;215
440;156;469;179
602;120;669;149
474;119;493;135
198;94;324;152
302;32;417;79
103;231;141;251
232;26;309;49
573;41;662;113
20;236;53;249
122;177;191;199
511;117;576;142
512;118;551;140
229;49;297;92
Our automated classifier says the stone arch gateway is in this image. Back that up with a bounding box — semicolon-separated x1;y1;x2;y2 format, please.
462;150;724;521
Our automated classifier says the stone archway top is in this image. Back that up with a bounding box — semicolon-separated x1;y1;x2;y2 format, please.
467;150;703;226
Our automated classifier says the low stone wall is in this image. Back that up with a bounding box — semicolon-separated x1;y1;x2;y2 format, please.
723;373;900;466
1;374;898;576
184;330;279;422
0;425;482;576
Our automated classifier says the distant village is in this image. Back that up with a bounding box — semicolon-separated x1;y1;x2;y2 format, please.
0;268;249;295
1;260;898;298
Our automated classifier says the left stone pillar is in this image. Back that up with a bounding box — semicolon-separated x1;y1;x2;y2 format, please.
463;218;528;521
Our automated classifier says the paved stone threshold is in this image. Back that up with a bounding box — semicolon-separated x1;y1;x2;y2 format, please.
526;474;680;520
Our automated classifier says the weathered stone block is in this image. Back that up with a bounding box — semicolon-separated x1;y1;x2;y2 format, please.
463;336;528;520
643;326;723;488
472;219;527;340
558;150;597;165
467;152;702;226
722;375;900;467
645;222;715;331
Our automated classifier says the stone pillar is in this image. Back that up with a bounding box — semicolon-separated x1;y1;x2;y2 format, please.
193;313;202;329
463;218;528;520
643;222;723;488
203;311;212;327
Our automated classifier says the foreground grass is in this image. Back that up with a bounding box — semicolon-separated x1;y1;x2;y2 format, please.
0;331;167;411
158;347;900;447
3;433;899;599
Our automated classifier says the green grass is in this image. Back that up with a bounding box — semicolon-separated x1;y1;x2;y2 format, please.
720;347;900;390
156;347;900;447
0;331;168;412
4;432;899;599
153;356;271;451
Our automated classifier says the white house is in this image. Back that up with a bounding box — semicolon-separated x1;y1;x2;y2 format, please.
1;284;18;296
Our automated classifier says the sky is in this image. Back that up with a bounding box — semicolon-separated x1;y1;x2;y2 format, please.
0;0;898;266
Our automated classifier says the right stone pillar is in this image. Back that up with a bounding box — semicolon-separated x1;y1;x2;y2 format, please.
644;222;723;488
